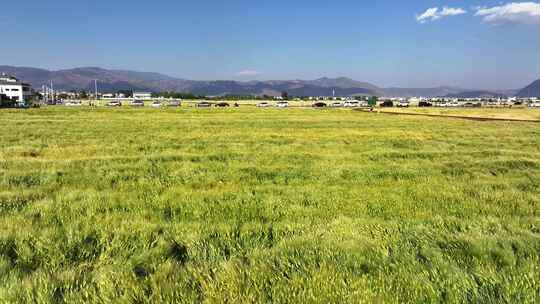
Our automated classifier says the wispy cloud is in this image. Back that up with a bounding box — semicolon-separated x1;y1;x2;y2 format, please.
235;70;261;77
417;6;467;23
475;2;540;24
417;7;440;23
441;7;467;16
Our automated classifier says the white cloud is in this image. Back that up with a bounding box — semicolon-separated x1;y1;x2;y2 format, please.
441;7;467;16
417;6;467;23
417;7;440;23
475;2;540;24
235;70;261;77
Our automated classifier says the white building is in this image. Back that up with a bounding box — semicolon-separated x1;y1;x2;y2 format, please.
102;93;126;99
133;92;152;99
0;74;32;103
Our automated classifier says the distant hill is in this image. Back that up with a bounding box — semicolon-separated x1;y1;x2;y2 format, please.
445;90;507;98
383;86;466;98
305;77;380;91
0;65;523;97
495;89;519;97
0;66;379;96
517;79;540;97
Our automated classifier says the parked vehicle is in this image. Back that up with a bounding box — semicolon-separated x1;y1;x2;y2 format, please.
397;101;410;108
168;100;181;107
151;101;162;108
343;101;359;107
418;101;433;107
13;102;30;109
331;102;343;107
215;102;230;107
65;101;82;107
312;102;327;108
276;101;289;108
257;102;271;108
358;101;370;107
463;102;481;108
529;102;540;108
131;100;144;107
106;100;122;107
197;101;212;108
380;101;394;107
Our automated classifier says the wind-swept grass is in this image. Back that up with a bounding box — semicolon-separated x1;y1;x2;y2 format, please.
0;107;539;303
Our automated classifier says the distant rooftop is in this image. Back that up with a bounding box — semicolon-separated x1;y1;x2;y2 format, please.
0;73;19;82
0;74;30;86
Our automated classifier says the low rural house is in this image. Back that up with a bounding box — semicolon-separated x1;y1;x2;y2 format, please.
0;74;32;103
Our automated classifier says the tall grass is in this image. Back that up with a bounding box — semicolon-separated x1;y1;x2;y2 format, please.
0;107;539;303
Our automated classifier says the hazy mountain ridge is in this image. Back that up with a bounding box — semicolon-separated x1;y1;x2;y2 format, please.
517;79;540;97
0;65;532;97
305;77;380;91
0;65;381;96
445;90;508;98
384;86;466;98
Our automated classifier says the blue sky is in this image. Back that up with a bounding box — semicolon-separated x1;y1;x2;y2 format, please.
2;0;540;89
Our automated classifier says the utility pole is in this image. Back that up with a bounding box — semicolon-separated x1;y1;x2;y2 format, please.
50;80;54;102
94;79;98;106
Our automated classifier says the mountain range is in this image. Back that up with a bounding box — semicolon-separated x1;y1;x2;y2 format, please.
0;65;537;98
517;79;540;98
444;90;509;99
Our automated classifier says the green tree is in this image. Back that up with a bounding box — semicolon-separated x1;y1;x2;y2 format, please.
368;96;378;107
0;94;12;108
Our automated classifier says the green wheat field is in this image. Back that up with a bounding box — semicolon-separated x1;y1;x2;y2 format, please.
1;107;539;303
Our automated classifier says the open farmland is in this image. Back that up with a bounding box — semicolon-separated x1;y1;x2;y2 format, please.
1;107;540;303
376;107;540;121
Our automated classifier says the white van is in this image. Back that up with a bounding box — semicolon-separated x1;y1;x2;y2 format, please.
343;101;359;107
